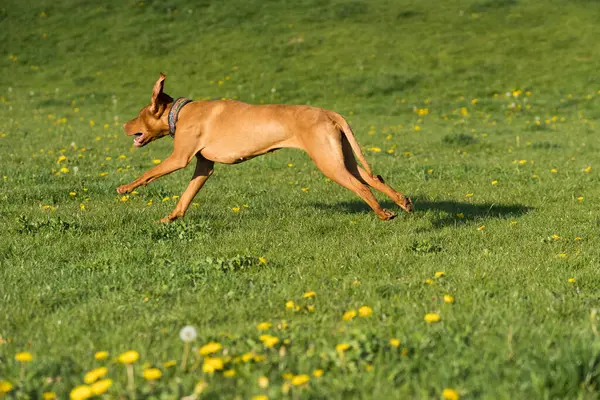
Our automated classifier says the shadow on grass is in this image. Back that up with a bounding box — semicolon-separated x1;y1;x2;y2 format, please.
312;197;534;228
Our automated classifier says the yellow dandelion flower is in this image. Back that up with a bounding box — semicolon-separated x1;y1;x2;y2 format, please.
287;163;294;167
252;396;268;400
343;309;357;321
336;343;350;353
577;196;584;201
303;291;316;298
60;167;70;173
358;306;373;317
491;180;498;185
414;125;421;131
259;257;267;264
285;300;295;309
89;120;95;127
162;197;170;202
425;279;434;285
256;322;272;331
568;278;576;283
424;313;441;323
70;385;93;400
301;187;310;192
369;147;381;153
15;352;33;362
90;379;112;395
443;388;460;400
202;357;224;373
477;225;485;231
43;392;57;400
456;213;464;218
69;191;77;197
258;376;269;388
550;168;557;173
518;160;527;165
313;369;324;377
163;360;177;368
558;253;567;258
259;334;279;348
389;338;401;347
575;236;582;241
444;295;455;304
231;207;240;212
291;374;310;386
223;369;236;377
143;368;162;380
0;381;13;393
152;159;161;164
99;172;108;177
57;155;67;163
84;367;107;384
117;350;139;364
307;305;315;312
552;234;560;240
435;271;445;278
199;342;222;356
120;195;129;202
584;166;592;173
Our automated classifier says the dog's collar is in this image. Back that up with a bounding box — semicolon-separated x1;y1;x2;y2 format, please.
168;97;193;137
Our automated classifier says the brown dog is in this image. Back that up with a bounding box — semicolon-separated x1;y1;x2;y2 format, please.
117;73;413;222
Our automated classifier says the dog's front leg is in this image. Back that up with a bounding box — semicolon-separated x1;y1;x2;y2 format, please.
117;154;190;194
160;155;214;223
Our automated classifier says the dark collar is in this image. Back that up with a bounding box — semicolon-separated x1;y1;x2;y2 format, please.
168;97;193;137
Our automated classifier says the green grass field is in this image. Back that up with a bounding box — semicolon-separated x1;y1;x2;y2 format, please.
2;0;600;398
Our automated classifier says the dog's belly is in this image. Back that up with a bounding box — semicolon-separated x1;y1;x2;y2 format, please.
199;128;299;164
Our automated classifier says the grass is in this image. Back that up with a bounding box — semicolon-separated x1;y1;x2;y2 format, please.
1;0;600;398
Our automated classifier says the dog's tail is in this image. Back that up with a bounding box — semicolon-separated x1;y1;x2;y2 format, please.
328;111;374;176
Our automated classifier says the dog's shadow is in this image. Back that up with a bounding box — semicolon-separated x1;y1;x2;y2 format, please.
312;197;534;228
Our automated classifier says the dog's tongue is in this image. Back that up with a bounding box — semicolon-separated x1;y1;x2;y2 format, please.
133;133;143;145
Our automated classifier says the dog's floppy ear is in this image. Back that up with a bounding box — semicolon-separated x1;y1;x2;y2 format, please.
150;72;167;114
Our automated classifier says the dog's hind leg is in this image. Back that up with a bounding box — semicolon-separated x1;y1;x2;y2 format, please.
341;137;413;213
305;129;396;220
161;155;214;223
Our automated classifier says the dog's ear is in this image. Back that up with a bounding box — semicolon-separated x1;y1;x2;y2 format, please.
150;73;167;114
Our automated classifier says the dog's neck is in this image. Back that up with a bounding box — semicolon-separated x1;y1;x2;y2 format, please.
166;97;193;138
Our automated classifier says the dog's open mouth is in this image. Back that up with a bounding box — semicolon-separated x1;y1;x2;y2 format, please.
133;132;145;147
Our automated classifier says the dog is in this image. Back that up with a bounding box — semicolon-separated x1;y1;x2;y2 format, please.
117;73;413;222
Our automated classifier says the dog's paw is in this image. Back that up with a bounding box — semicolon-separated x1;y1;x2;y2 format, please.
378;208;397;221
400;197;413;213
116;185;130;195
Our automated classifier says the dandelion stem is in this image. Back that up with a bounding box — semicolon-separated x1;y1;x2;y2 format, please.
20;365;24;382
507;326;514;360
126;363;136;400
181;342;190;371
591;309;599;338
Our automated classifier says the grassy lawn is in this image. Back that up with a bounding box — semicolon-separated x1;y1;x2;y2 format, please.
2;0;600;398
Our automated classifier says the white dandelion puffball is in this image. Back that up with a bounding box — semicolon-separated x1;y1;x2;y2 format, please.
179;325;198;343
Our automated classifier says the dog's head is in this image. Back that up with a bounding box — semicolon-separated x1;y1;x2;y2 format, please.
123;73;174;147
